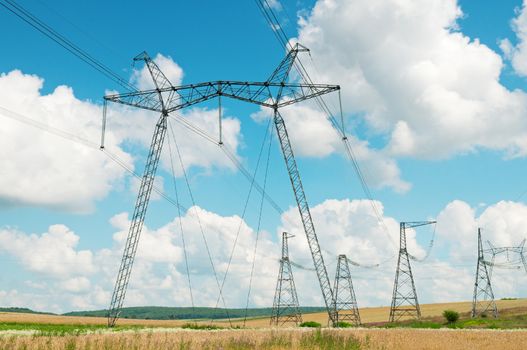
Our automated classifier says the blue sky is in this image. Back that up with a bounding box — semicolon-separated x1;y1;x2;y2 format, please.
1;0;527;314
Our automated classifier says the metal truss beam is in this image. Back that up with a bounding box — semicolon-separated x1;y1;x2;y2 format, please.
105;81;339;113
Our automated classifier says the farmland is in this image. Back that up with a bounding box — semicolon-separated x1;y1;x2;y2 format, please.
0;299;527;349
0;327;525;350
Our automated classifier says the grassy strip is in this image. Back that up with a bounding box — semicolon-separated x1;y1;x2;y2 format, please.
382;313;527;330
0;322;143;336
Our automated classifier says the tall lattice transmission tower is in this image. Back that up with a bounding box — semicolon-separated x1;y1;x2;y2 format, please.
389;221;435;322
270;232;302;326
102;44;342;327
472;228;498;318
333;254;361;326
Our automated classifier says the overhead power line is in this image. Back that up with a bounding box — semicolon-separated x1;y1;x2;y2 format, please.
0;0;135;92
252;0;405;259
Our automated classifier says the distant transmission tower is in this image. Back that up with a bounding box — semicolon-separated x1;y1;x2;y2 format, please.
389;221;435;322
333;254;361;326
486;238;527;279
472;228;498;318
270;232;302;326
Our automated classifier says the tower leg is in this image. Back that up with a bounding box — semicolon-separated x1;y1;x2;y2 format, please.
273;110;337;325
107;114;168;327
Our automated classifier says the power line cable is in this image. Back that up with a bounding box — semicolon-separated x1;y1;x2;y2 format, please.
253;0;401;259
0;0;135;92
168;121;232;325
169;110;396;269
166;124;195;310
243;120;274;326
212;118;273;315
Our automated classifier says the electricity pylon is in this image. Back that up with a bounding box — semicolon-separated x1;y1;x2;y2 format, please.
389;221;435;322
333;254;361;326
472;228;498;318
102;44;341;326
270;232;302;326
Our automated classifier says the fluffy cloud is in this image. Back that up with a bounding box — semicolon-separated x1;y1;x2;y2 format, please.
0;70;131;212
0;53;243;211
3;198;527;313
0;225;95;278
114;206;279;308
279;198;423;306
435;199;527;300
251;104;410;191
436;200;527;259
501;0;527;77
296;0;527;159
0;206;280;312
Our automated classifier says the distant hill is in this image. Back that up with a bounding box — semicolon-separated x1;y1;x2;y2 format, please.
0;307;54;315
63;306;326;320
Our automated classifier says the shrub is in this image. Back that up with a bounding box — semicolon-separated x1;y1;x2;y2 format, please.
334;321;353;328
299;321;322;328
443;310;460;324
181;323;223;330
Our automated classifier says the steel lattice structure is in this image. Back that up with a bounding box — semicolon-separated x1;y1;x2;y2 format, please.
389;221;435;322
102;44;341;327
270;232;302;326
333;254;361;326
472;228;498;318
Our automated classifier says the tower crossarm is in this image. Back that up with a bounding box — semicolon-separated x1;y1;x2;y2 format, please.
402;221;436;230
104;81;339;113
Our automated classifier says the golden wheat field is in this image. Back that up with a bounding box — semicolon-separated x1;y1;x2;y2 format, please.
0;328;526;350
1;299;527;349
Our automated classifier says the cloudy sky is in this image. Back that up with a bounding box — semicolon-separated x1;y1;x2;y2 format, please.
1;0;527;315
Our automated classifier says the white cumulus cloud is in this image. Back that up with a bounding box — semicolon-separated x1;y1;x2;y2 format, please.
0;53;243;211
295;0;527;160
501;0;527;77
0;224;95;278
2;199;527;312
251;103;410;192
0;70;131;212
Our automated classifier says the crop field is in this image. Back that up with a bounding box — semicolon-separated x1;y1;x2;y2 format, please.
0;328;526;350
0;299;526;349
